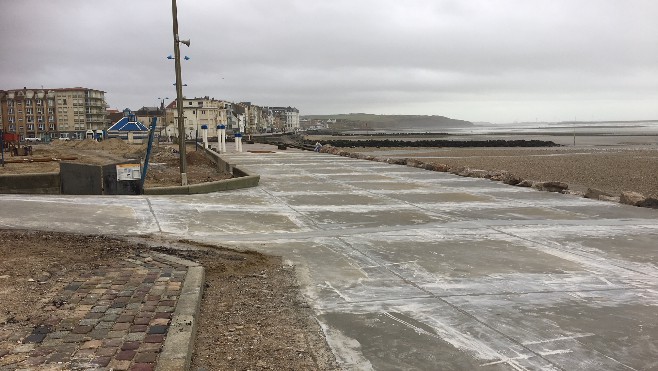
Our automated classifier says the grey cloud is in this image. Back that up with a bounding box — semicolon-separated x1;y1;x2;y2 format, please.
1;0;657;122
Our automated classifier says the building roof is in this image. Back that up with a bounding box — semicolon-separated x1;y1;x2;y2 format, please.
108;117;149;132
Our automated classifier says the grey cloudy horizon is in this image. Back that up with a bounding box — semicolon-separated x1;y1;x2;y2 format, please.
1;0;657;123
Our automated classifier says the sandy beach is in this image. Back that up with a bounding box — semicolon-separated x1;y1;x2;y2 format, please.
354;146;658;198
308;132;658;199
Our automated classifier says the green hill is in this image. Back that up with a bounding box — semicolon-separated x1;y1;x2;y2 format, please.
303;113;473;130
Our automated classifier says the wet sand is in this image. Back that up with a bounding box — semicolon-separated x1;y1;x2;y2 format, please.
315;133;658;198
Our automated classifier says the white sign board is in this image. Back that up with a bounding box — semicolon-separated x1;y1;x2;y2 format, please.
116;164;141;181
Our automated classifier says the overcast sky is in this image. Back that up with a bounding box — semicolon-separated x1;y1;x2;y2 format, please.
1;0;657;123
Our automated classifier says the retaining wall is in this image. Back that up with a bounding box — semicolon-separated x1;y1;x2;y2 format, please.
0;172;60;194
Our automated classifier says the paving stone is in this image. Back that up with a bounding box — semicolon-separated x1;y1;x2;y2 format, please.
90;305;109;313
113;323;131;331
102;338;123;348
108;359;131;370
79;318;100;326
131;362;156;370
96;346;117;357
95;321;114;330
139;342;162;352
147;326;168;335
134;351;158;363
26;355;47;365
121;341;141;351
117;315;136;323
149;319;170;326
40;338;63;347
116;349;137;361
125;332;146;342
107;330;128;339
81;340;102;349
89;329;110;340
133;317;152;325
72;325;93;334
143;334;165;343
85;312;104;319
63;333;88;343
29;347;54;357
128;324;147;333
74;348;96;358
13;344;35;353
101;313;119;322
92;356;112;367
23;333;47;343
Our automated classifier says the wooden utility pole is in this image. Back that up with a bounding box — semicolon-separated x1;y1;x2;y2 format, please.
172;0;187;185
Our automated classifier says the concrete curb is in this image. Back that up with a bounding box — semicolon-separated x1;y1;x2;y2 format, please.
155;256;205;371
144;174;260;195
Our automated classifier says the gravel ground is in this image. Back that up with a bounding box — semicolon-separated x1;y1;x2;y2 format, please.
355;146;658;197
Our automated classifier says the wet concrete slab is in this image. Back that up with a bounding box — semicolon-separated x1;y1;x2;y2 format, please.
2;146;657;370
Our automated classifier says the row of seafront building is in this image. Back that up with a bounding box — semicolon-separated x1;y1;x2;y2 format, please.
157;97;299;139
0;87;300;141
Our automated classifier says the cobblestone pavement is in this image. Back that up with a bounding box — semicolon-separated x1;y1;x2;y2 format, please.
0;253;189;371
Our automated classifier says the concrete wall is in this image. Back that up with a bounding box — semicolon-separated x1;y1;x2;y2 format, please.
60;163;103;195
143;147;260;195
0;172;60;194
0;147;258;195
143;175;260;195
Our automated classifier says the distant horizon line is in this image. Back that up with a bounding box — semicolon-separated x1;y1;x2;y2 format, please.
301;113;658;125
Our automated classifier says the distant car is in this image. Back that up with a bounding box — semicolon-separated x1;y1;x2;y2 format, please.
24;137;41;143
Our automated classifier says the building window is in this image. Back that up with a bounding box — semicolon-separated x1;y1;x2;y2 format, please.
26;108;33;115
8;117;15;124
38;116;44;122
49;115;55;123
48;100;54;106
48;108;54;114
7;100;14;107
28;124;34;130
25;99;32;105
49;123;55;130
9;125;15;132
36;99;43;106
38;123;44;130
27;116;34;123
8;108;14;114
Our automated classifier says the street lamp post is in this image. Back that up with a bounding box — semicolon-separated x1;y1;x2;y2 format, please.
171;0;189;185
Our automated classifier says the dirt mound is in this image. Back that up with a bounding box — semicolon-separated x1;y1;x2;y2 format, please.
186;150;214;166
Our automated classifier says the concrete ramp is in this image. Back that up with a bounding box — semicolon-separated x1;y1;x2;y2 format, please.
1;148;657;370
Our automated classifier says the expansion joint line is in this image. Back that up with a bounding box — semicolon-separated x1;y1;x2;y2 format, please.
145;197;163;234
487;226;657;278
259;187;326;232
332;236;567;371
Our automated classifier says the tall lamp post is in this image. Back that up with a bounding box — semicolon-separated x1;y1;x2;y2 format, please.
171;0;190;185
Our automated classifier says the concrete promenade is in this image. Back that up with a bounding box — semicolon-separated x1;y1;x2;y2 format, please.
1;145;657;370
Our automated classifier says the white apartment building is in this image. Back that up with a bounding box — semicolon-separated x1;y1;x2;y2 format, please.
165;97;231;139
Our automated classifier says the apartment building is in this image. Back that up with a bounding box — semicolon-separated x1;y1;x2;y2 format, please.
0;87;107;141
270;106;300;132
165;97;231;139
